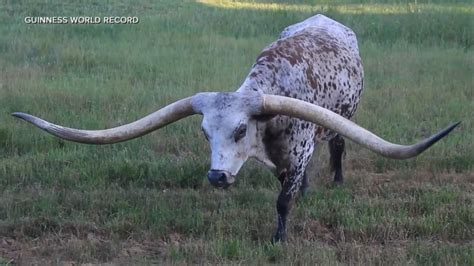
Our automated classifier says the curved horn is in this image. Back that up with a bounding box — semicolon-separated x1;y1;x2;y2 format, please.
12;96;196;144
262;95;460;159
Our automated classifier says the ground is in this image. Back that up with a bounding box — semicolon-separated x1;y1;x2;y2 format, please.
0;0;472;264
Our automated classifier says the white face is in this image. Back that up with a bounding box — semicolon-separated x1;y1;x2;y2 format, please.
201;113;257;176
192;92;263;187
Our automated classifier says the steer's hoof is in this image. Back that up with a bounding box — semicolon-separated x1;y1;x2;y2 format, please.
271;232;286;244
333;173;343;187
300;186;309;198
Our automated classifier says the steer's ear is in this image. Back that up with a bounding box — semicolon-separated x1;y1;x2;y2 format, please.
253;114;275;122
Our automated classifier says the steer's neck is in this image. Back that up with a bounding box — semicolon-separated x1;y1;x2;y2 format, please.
237;65;276;95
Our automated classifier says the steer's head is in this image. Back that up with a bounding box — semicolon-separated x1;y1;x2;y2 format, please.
12;91;460;190
192;92;263;188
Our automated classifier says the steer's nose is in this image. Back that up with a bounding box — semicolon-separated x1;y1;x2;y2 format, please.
207;170;233;188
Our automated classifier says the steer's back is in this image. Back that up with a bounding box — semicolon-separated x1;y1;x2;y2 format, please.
279;14;360;56
239;14;364;141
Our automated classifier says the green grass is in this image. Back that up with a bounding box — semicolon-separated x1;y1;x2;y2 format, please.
0;0;472;264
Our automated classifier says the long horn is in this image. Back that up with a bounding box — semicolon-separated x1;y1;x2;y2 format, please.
12;97;196;144
262;95;460;159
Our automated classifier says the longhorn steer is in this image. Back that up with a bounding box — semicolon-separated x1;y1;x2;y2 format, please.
13;15;459;242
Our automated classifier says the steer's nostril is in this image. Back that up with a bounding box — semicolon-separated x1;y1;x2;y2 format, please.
207;170;231;187
218;173;227;182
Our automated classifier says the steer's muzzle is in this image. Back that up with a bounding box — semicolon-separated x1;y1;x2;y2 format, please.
207;170;235;188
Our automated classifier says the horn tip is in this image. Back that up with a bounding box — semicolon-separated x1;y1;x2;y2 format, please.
11;112;30;120
11;112;48;128
445;121;461;134
427;121;462;145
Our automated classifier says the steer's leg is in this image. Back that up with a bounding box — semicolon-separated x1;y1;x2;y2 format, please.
272;170;305;243
272;183;291;242
268;119;315;242
328;134;345;185
273;142;314;242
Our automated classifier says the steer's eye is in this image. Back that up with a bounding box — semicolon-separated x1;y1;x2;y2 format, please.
202;128;210;141
234;124;247;142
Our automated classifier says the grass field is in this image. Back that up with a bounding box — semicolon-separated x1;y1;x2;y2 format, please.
0;0;473;264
